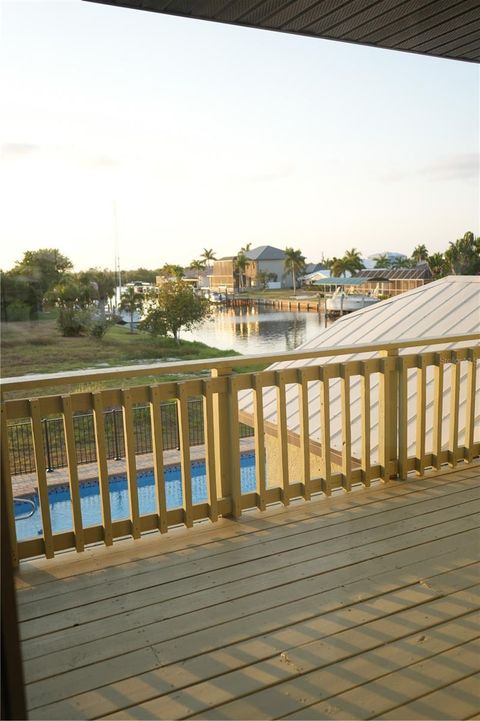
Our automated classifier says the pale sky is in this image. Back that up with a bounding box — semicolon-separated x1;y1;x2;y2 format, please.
1;0;479;271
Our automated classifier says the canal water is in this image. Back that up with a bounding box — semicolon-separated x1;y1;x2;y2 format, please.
180;305;328;354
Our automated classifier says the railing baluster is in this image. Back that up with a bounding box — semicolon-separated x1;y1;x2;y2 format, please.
1;403;19;567
464;350;477;463
432;353;444;470
398;356;409;480
253;374;266;511
340;365;352;491
92;392;113;546
30;399;55;559
360;361;371;486
319;366;332;496
61;396;84;552
275;371;289;506
227;376;242;518
297;369;311;500
149;386;168;534
448;352;460;468
202;380;218;522
379;351;398;482
122;390;141;539
177;384;193;528
415;355;427;476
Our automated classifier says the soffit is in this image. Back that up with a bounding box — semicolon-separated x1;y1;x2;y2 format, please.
86;0;480;63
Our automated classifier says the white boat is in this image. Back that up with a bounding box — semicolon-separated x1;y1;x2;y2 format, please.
326;286;380;313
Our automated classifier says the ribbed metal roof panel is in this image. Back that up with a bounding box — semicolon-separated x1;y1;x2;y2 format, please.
238;276;480;461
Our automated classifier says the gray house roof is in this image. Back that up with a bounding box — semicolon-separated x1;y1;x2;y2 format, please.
239;276;480;462
246;245;285;261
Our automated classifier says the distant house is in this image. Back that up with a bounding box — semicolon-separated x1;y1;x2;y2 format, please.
209;245;293;292
355;266;433;297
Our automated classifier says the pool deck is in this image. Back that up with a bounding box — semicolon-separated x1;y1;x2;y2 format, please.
16;461;480;720
11;437;256;496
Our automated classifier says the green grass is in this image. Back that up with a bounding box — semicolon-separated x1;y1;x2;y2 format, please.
1;316;242;398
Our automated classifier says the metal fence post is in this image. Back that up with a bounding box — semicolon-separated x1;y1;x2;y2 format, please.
113;409;122;460
43;418;54;473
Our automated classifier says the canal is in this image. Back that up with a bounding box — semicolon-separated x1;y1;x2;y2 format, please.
180;305;329;354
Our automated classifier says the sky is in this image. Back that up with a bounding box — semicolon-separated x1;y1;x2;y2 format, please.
0;0;479;272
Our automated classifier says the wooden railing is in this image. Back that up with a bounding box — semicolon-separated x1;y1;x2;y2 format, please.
1;333;479;565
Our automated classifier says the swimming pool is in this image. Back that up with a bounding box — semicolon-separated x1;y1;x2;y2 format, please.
14;453;257;541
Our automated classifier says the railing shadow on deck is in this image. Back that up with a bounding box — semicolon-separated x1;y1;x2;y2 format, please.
1;333;479;565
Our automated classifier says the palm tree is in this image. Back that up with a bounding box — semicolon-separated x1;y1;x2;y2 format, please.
330;257;350;277
391;257;412;269
201;248;217;268
119;286;143;333
411;244;429;264
428;252;449;279
343;248;364;275
373;254;391;269
284;247;306;295
189;259;206;272
234;251;249;291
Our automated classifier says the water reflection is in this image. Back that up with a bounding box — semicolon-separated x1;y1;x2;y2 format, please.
180;305;326;354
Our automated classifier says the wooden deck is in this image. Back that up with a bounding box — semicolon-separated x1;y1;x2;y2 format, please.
16;464;480;720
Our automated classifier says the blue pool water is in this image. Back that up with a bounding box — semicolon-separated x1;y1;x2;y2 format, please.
14;453;257;541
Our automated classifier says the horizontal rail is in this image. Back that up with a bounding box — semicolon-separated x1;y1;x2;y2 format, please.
2;333;478;394
3;339;479;564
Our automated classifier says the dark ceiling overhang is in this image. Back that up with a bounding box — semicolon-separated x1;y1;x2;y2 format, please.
86;0;480;63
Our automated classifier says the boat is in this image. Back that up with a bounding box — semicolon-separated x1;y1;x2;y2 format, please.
326;285;380;314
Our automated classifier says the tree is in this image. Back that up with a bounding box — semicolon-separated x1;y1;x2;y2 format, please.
140;280;210;343
428;252;449;279
257;270;277;289
444;231;480;275
391;256;413;268
158;263;185;280
284;247;306;294
12;248;73;296
119;286;144;333
329;256;350;277
373;254;392;269
0;271;40;321
189;259;207;272
200;248;217;268
234;251;249;291
412;244;429;264
343;248;365;275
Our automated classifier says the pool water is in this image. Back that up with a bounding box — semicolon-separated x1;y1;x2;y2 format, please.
14;453;257;541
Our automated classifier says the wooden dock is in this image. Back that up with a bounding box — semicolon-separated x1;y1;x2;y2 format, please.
17;462;480;720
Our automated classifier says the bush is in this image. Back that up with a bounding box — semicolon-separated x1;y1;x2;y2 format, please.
57;308;88;337
5;300;31;321
87;315;114;340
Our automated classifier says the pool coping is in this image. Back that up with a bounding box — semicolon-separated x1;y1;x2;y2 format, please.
11;437;256;498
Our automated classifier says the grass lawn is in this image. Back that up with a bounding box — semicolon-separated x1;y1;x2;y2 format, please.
1;316;244;398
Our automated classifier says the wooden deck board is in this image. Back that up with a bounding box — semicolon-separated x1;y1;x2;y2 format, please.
17;464;480;720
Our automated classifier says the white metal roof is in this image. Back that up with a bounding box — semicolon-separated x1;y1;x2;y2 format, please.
239;276;480;462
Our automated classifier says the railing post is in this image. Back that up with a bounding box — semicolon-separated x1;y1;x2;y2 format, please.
43;418;54;473
211;366;241;516
379;349;399;480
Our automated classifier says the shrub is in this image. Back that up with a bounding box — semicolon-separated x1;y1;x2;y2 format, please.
5;300;31;322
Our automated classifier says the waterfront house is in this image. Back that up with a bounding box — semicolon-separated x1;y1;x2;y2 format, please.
209;245;292;292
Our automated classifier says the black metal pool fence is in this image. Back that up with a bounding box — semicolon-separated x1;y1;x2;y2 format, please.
8;399;254;476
